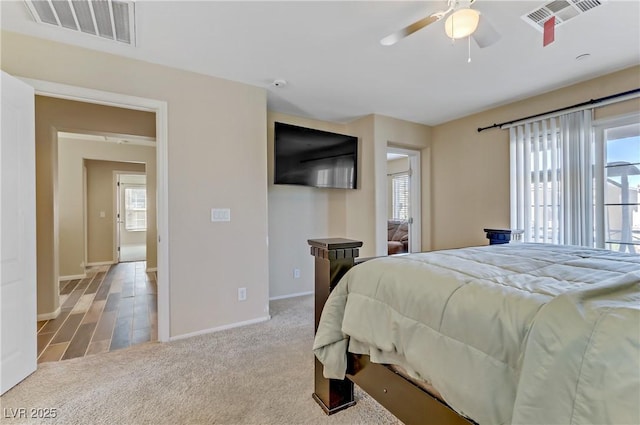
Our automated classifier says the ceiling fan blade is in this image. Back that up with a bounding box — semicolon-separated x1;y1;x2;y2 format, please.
472;14;501;48
380;14;442;46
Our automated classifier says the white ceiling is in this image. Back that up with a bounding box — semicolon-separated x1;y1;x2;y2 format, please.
2;1;639;126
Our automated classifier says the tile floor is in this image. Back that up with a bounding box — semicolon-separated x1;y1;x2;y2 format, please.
37;261;157;363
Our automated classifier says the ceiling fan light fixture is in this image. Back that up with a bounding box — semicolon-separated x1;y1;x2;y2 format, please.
444;8;480;39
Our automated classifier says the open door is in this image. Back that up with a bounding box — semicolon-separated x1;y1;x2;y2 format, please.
116;173;147;263
1;71;37;394
387;147;421;254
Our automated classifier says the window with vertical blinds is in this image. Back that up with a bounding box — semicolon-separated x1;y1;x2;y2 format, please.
510;110;594;246
392;173;409;220
511;110;639;252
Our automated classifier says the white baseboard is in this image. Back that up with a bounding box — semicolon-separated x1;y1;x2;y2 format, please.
87;261;116;266
169;315;271;342
146;267;157;272
269;290;314;301
37;306;61;321
59;273;87;282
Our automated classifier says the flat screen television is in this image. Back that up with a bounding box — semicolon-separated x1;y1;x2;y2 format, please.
274;122;358;189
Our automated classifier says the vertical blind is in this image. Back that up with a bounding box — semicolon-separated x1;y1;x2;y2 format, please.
509;110;594;246
392;173;409;220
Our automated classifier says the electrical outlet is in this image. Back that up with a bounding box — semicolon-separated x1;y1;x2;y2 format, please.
293;268;301;279
211;208;231;222
238;287;247;301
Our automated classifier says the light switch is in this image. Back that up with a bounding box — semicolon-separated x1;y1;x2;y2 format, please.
99;211;106;218
211;208;231;222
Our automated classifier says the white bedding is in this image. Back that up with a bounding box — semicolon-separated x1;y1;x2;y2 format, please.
313;243;640;425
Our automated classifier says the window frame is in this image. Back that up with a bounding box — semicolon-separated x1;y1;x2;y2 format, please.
123;184;147;232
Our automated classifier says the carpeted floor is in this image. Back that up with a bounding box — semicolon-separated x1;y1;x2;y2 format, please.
1;295;400;425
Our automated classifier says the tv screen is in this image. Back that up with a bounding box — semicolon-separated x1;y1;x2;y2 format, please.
274;122;358;189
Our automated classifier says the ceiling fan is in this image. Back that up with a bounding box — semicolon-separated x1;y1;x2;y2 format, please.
380;0;501;48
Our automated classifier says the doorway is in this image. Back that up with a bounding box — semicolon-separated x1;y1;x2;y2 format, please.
25;78;170;345
1;74;169;393
386;146;421;254
40;129;157;362
116;173;148;263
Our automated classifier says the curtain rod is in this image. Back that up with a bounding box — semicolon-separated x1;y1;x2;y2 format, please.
477;88;640;133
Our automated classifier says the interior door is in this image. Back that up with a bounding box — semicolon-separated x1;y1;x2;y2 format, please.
1;71;37;394
406;153;422;253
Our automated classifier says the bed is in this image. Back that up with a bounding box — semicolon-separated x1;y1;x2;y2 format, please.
308;238;640;425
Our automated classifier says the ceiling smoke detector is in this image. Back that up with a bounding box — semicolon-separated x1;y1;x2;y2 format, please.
23;0;136;45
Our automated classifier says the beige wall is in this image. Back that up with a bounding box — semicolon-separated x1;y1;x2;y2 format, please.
85;161;147;264
2;31;269;337
267;112;431;297
58;138;155;278
267;112;349;298
342;115;377;257
429;65;640;250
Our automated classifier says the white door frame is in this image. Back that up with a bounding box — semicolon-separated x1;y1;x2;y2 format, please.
83;163;88;268
386;146;422;253
19;77;170;342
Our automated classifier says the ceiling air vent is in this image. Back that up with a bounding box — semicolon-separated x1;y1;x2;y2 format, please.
521;0;607;32
24;0;135;45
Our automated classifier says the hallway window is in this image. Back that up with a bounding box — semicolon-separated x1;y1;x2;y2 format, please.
125;186;147;231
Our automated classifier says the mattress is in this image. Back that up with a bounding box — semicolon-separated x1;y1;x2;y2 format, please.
313;243;640;425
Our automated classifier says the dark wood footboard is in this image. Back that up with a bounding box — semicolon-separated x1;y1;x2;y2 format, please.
308;238;362;414
308;238;473;425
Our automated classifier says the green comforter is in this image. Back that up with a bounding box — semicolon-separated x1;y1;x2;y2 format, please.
313;243;640;425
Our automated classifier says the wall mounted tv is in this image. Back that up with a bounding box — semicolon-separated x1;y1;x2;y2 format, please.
274;122;358;189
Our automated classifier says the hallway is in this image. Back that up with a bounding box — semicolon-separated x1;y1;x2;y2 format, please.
36;262;157;362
